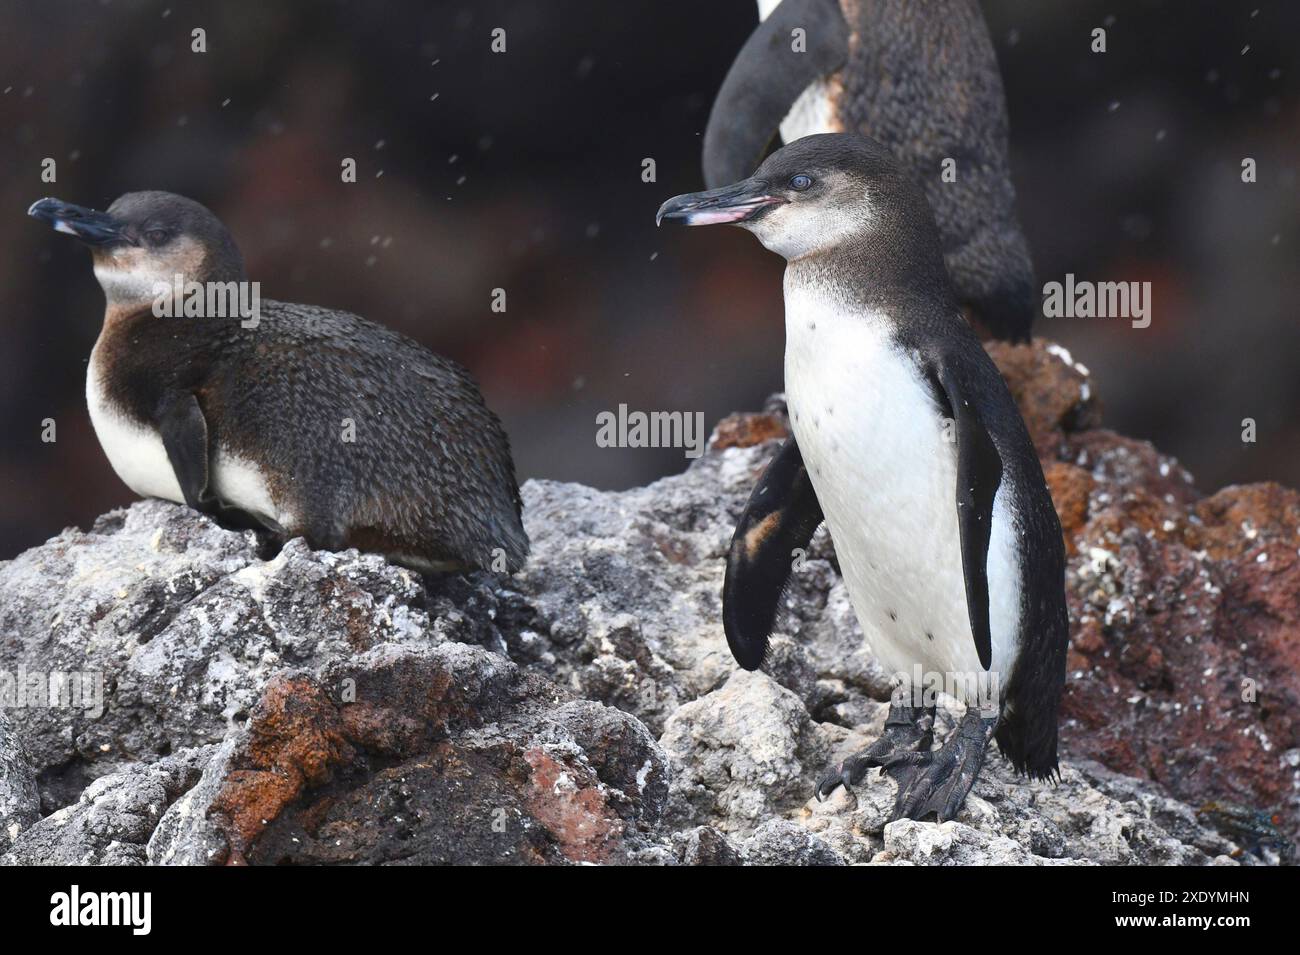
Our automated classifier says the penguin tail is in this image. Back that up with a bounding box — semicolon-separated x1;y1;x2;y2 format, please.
483;511;530;574
994;697;1061;782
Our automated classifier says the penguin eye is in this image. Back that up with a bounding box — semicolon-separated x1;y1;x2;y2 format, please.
789;175;813;192
144;229;171;246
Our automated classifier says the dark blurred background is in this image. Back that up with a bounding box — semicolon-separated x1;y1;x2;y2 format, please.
0;0;1297;559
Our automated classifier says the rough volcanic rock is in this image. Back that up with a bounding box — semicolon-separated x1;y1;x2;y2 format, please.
2;746;212;865
660;670;829;834
985;339;1103;454
671;825;744;865
742;819;844;866
509;427;888;739
0;502;485;812
0;711;39;849
710;401;791;451
0;337;1292;864
144;643;668;865
659;671;1241;865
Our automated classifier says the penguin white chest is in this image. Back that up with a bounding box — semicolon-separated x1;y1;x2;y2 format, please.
782;287;1021;693
86;354;186;505
86;343;285;527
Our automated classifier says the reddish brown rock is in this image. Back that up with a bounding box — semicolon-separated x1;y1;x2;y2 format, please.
209;677;354;862
1188;483;1300;561
985;340;1101;456
710;412;790;451
522;747;624;863
1042;461;1092;555
1066;429;1199;507
168;644;669;865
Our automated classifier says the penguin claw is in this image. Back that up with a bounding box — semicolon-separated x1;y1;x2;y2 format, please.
813;750;882;801
813;709;935;802
887;711;998;822
816;738;930;805
814;763;852;802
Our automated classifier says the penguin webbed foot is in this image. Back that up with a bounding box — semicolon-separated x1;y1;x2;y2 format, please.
888;710;998;823
190;497;287;551
814;700;935;801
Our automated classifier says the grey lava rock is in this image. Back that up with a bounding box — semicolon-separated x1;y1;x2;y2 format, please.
672;825;745;865
0;344;1275;865
0;501;440;811
2;746;212;865
660;669;830;834
0;711;40;850
742;819;844;866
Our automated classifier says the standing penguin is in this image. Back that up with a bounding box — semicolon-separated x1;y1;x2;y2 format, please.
658;134;1067;820
28;191;528;574
703;0;1037;342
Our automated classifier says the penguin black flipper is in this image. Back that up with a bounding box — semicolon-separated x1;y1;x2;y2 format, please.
931;344;1067;780
702;0;848;189
933;362;1003;672
156;389;282;535
156;390;211;510
723;436;824;670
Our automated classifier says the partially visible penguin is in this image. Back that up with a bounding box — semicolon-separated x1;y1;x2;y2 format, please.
28;192;528;574
703;0;1037;342
658;134;1067;820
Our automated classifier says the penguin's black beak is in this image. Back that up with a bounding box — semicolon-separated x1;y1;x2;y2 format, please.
656;179;785;227
27;198;136;246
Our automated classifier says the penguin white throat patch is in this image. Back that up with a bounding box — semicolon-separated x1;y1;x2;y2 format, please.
780;280;1022;698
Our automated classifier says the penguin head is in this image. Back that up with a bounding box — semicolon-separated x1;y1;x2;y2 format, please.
29;191;246;309
658;133;933;262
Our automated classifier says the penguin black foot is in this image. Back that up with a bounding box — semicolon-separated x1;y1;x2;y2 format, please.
888;710;999;822
814;699;935;801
